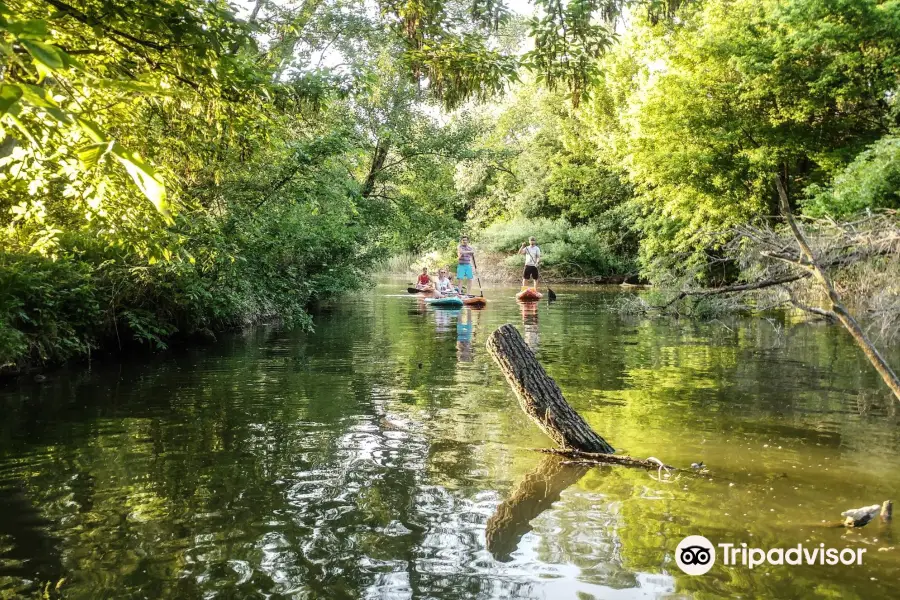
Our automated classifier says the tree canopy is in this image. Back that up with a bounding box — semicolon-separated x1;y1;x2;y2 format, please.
1;0;899;367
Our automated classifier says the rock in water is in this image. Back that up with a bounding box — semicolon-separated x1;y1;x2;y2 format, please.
195;328;217;344
841;504;882;527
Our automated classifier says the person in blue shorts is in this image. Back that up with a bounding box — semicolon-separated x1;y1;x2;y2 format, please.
456;235;475;295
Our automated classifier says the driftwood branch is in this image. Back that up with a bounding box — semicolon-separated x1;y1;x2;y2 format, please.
537;448;677;470
663;272;811;307
486;324;615;453
652;180;900;402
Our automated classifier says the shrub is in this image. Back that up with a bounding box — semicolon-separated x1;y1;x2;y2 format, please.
0;198;371;370
477;217;637;277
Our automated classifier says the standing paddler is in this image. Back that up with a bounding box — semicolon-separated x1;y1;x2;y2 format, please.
456;235;476;295
519;236;541;290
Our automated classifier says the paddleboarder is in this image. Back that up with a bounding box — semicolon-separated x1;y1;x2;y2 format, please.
457;235;476;295
415;267;433;292
518;237;541;290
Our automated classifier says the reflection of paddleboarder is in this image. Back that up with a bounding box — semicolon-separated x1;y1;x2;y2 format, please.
412;295;427;315
456;308;475;362
520;301;539;349
433;308;459;333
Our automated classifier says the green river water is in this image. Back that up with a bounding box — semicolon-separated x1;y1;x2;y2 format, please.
1;285;899;599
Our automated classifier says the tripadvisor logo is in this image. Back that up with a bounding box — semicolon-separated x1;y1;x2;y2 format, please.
675;535;716;575
674;535;868;575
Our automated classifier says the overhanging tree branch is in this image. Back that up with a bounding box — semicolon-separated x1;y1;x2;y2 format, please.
773;173;900;401
662;272;811;308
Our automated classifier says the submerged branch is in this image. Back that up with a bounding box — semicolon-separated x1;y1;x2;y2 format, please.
536;448;678;470
662;272;810;308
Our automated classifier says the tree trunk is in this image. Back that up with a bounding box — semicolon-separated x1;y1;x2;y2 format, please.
486;324;615;453
485;455;589;561
249;0;264;22
361;138;390;199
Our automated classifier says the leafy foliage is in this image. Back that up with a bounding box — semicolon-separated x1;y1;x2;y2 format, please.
456;82;638;273
524;0;617;105
0;0;509;367
3;0;900;367
479;216;636;277
804;137;900;218
579;0;900;280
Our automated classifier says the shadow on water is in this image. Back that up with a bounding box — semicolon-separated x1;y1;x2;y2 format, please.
0;481;63;589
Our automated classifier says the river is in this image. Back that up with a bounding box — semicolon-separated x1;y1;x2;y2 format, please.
1;284;898;598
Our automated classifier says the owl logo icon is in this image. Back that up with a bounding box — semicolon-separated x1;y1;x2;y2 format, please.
675;535;716;575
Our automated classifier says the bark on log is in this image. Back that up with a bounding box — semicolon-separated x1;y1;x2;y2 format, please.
485;456;589;561
487;324;615;453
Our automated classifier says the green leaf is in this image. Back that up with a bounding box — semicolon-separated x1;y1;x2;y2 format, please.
59;50;86;72
6;109;38;145
75;118;107;143
0;83;22;117
110;143;170;219
0;41;24;67
19;84;56;108
77;141;113;168
43;105;72;125
20;40;65;81
3;19;49;39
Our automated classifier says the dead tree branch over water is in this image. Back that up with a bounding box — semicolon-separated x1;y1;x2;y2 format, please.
770;175;900;400
648;176;900;401
486;324;616;453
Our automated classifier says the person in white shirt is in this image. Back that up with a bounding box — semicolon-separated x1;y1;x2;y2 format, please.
434;268;457;296
518;237;541;289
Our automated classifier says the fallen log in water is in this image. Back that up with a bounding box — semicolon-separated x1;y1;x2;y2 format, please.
486;324;615;454
487;324;892;534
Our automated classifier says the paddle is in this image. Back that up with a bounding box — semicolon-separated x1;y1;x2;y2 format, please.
471;256;485;297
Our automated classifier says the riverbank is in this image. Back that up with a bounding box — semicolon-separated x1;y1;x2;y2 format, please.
0;234;362;377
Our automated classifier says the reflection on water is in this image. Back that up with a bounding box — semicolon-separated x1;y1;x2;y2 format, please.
486;455;589;562
519;301;539;349
456;309;478;363
1;284;899;599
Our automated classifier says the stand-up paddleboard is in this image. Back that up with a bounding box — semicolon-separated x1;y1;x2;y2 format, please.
516;288;542;302
462;296;487;308
425;296;464;308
